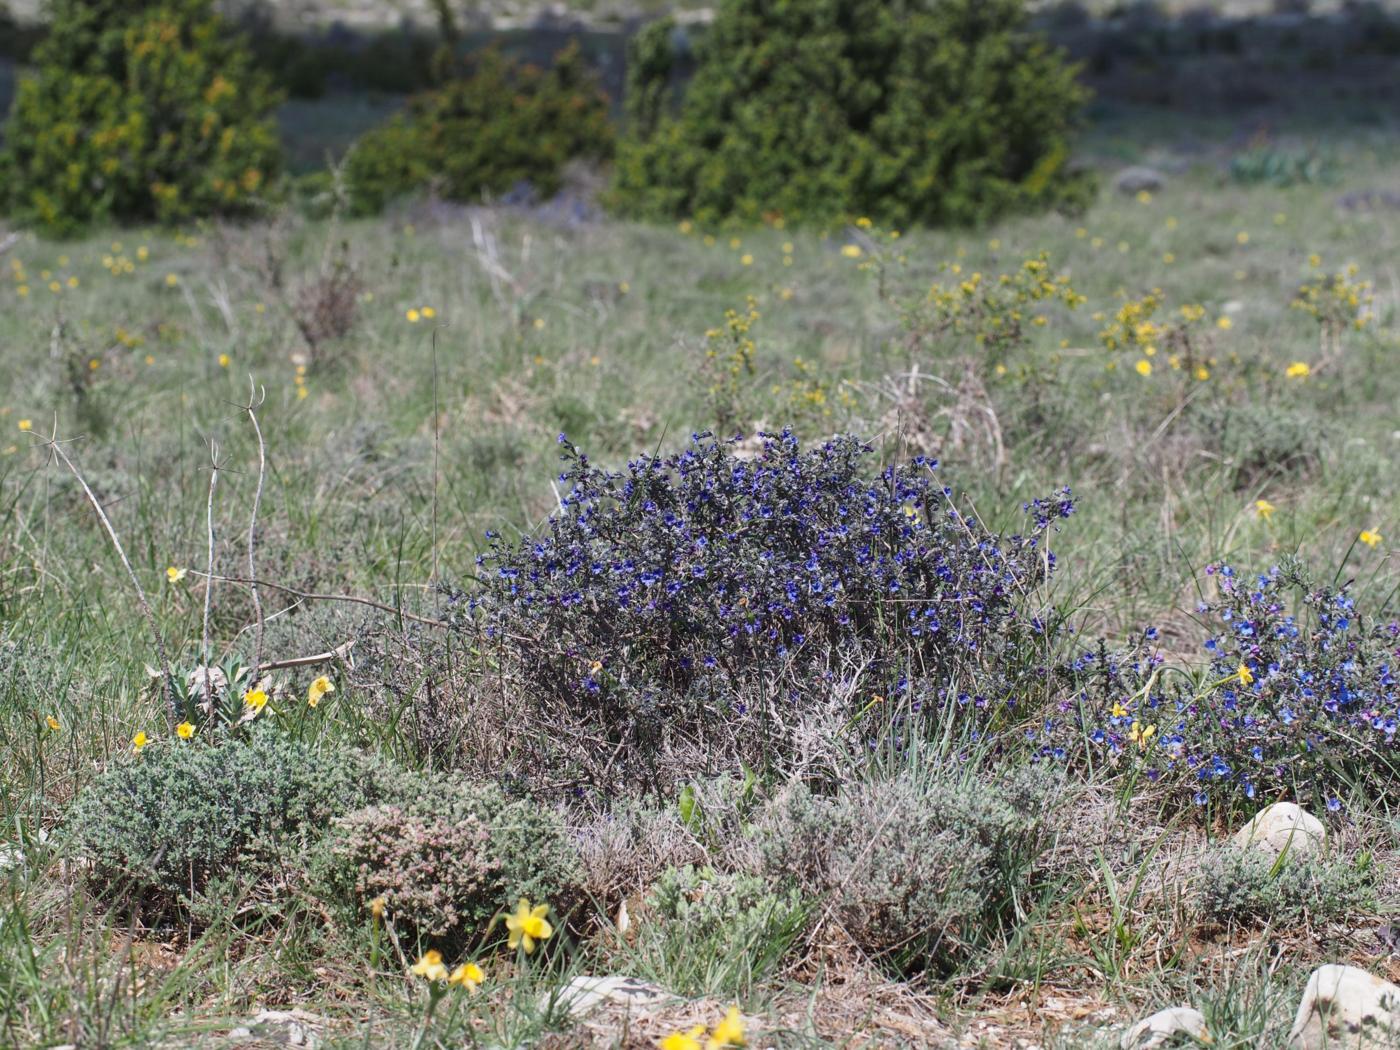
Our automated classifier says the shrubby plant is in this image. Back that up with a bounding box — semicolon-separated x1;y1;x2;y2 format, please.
611;0;1093;228
312;778;582;949
344;44;612;216
1063;559;1400;815
1;0;283;234
68;727;411;917
1198;846;1374;927
752;766;1065;974
637;865;806;997
465;429;1073;794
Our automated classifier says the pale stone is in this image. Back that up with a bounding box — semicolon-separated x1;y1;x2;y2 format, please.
1289;965;1400;1049
545;974;672;1019
1113;166;1167;195
1230;802;1325;859
1119;1006;1212;1048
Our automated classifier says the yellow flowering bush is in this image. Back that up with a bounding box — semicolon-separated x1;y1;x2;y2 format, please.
1291;263;1374;358
1097;290;1217;382
1;0;283;234
902;252;1085;374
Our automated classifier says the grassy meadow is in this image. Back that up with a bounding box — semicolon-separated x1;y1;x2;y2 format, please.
2;116;1400;1048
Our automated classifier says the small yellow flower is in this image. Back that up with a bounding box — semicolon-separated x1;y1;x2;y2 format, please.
1136;189;1153;204
1195;366;1211;381
67;276;79;289
421;306;436;319
840;244;863;259
740;254;754;266
176;721;195;739
46;715;60;732
244;689;268;713
1285;361;1311;379
410;950;448;982
1111;701;1128;720
505;898;554;954
218;354;230;368
406;309;421;323
448;962;484;990
17;419;32;432
1128;722;1156;750
1237;664;1254;687
588;660;603;674
660;1026;707;1050
1255;499;1276;521
678;220;693;235
707;1006;747;1048
132;731;149;753
1216;316;1232;330
1135;359;1152;377
307;675;334;708
166;566;186;583
165;273;180;287
1236;231;1249;245
1360;530;1383;549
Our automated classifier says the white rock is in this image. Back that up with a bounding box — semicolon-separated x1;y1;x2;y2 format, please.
228;1009;321;1047
1119;1006;1212;1048
1230;802;1325;859
1113;166;1167;195
1289;965;1400;1049
545;974;671;1019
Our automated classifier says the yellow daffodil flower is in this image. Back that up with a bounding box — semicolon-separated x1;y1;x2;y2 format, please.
506;898;553;954
307;675;334;708
707;1006;747;1048
410;950;447;981
448;962;484;990
660;1026;707;1050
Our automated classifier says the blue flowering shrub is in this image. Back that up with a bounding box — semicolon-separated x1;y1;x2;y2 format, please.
1062;559;1400;817
466;429;1074;795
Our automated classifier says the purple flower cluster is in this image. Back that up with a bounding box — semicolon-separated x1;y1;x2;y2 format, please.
1065;562;1400;813
468;430;1072;785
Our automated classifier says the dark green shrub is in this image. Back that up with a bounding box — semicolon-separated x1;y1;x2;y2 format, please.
1198;846;1374;927
753;767;1064;974
311;778;583;949
610;0;1093;228
1;0;283;235
67;728;411;917
343;43;613;216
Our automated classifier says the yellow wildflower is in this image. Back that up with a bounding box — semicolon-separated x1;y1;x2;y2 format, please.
18;419;32;432
1237;664;1254;687
1255;500;1275;521
660;1027;707;1050
1128;722;1156;750
370;896;386;920
176;721;195;739
506;898;553;954
166;566;186;583
1135;359;1152;376
410;950;448;982
840;245;863;259
1216;316;1232;330
307;675;335;708
421;306;436;319
448;962;484;990
46;715;60;732
406;309;421;323
1360;530;1382;549
1111;701;1128;720
707;1006;747;1048
1285;362;1311;379
244;689;268;713
132;731;149;753
165;273;179;287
